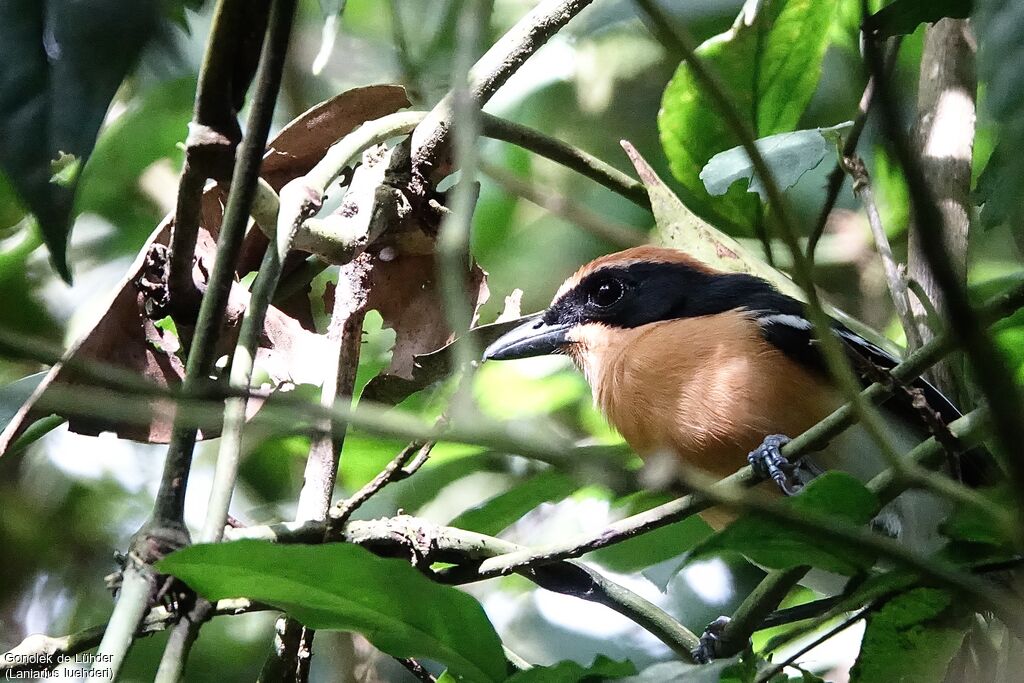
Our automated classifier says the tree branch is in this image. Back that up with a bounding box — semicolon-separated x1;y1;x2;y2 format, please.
863;16;1024;522
167;0;271;313
843;154;922;348
409;0;596;193
906;18;977;398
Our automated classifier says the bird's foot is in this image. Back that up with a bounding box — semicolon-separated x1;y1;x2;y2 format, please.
747;434;801;496
692;615;731;663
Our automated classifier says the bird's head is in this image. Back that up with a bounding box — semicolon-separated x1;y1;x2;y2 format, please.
483;246;768;362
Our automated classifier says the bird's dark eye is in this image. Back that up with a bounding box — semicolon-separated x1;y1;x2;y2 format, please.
589;278;624;308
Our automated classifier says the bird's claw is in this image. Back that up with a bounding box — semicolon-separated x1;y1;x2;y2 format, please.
747;434;801;496
692;615;731;663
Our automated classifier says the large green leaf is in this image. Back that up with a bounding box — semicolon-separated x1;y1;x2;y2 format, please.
701;123;853;201
691;472;881;575
449;470;578;537
158;541;507;682
658;0;838;233
504;655;636;682
0;0;170;281
0;372;46;436
850;588;969;682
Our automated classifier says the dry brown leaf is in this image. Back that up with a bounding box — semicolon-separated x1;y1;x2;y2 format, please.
0;85;413;453
357;237;490;404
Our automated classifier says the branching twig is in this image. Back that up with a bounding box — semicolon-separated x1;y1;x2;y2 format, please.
227;515;702;660
331;440;434;528
843;154;921;349
409;0;596;192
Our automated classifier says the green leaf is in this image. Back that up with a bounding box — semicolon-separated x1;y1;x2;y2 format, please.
850;588;969;683
76;76;196;236
701;123;853;200
939;485;1015;547
868;0;972;38
505;655;636;682
449;471;578;536
692;472;881;575
590;491;713;573
972;0;1024;232
158;541;507;682
0;0;170;281
620;656;744;682
658;0;839;232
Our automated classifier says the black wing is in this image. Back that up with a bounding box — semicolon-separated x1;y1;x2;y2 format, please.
754;310;993;486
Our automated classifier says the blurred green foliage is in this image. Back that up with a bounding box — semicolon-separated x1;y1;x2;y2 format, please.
1;0;1023;681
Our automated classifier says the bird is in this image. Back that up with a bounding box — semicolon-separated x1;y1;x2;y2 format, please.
482;245;982;656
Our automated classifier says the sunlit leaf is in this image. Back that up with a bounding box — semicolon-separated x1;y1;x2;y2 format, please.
159;541;507;682
701;122;853;200
0;372;46;436
658;0;839;233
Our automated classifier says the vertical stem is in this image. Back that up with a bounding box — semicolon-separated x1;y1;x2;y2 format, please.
906;19;976;398
168;0;270;310
149;0;296;535
98;2;297;681
436;0;489;405
267;258;371;681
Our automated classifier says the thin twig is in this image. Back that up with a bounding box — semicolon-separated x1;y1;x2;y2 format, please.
436;0;488;402
863;15;1024;521
481;161;645;248
409;0;596;193
843;154;921;349
168;0;271;312
331;440;434;528
480;114;649;209
755;606;873;683
805;40;900;263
